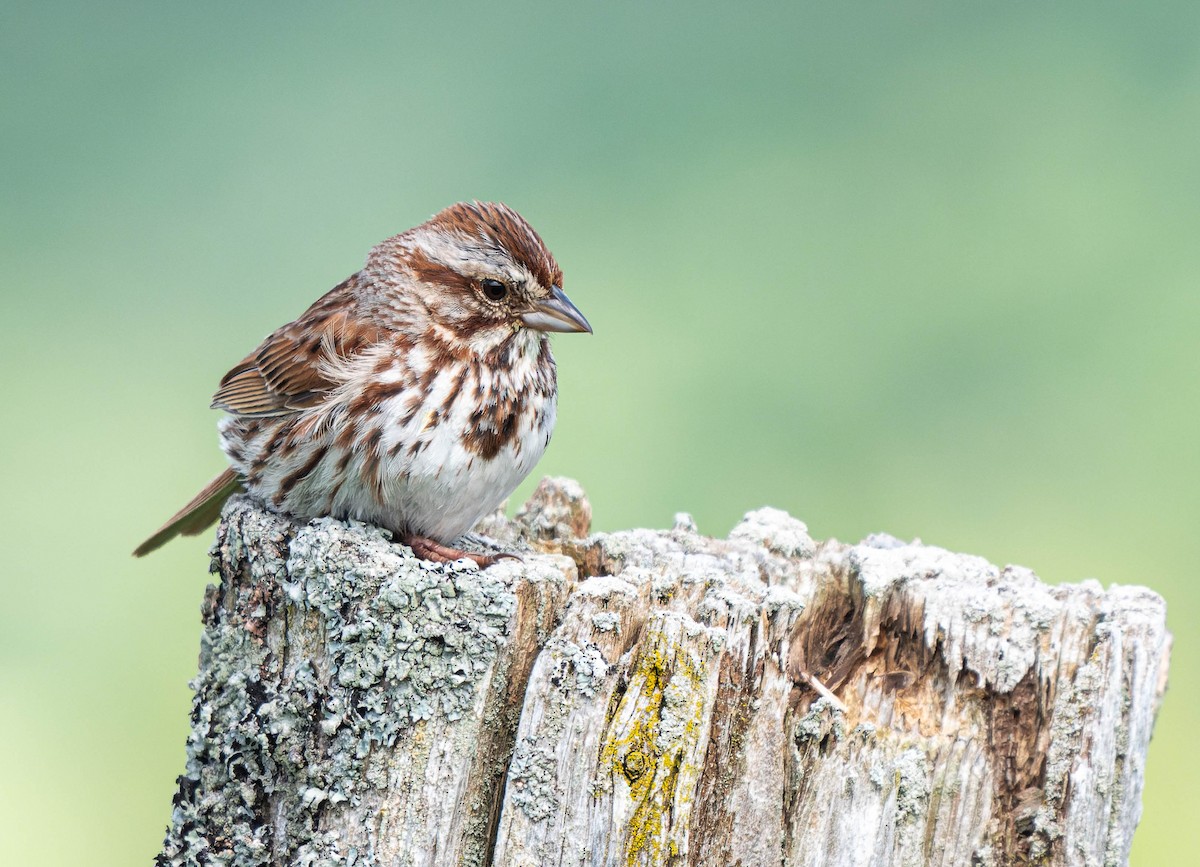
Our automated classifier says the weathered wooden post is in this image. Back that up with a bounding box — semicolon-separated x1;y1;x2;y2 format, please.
158;478;1170;867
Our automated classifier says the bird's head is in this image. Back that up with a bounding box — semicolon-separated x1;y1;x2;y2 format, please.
367;201;591;351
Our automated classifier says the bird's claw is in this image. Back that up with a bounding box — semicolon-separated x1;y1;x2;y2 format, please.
401;533;521;568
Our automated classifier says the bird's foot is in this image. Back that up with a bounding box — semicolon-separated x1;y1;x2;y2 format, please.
401;533;520;568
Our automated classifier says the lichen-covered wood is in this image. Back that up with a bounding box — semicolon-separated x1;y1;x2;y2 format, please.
158;478;1170;867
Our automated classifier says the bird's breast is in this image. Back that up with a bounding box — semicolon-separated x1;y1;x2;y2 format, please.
368;334;558;539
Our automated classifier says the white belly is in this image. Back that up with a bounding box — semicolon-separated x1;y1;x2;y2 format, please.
373;382;555;540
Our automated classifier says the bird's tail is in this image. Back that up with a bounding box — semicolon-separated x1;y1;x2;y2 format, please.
133;468;244;557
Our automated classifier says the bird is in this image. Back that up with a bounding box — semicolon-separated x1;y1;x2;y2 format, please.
134;201;591;565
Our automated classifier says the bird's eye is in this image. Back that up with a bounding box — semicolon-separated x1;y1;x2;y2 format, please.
480;278;508;301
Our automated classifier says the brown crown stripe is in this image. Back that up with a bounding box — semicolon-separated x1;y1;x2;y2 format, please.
427;202;563;291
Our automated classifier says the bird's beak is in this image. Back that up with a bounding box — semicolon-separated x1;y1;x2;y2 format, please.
520;286;593;334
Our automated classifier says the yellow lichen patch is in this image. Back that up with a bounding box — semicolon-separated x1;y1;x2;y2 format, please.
596;614;714;866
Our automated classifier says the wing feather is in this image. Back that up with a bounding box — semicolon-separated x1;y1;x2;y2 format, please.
211;278;383;417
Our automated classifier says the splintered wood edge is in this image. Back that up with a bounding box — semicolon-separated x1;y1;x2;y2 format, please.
159;481;1170;867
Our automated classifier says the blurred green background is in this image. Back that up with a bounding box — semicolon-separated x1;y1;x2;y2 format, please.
2;2;1196;863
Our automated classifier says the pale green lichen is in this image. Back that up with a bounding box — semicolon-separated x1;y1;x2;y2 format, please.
506;738;561;823
159;501;516;867
591;611;621;633
893;747;932;822
550;639;611;700
506;634;612;822
794;696;846;745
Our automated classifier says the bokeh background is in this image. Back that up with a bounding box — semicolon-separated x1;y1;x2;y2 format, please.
2;2;1196;864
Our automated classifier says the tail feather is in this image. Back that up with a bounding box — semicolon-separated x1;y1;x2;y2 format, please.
133;468;244;557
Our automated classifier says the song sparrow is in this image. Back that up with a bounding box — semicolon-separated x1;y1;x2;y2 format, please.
134;202;591;565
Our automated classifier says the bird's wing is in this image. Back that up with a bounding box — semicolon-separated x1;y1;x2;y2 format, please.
211;278;383;417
